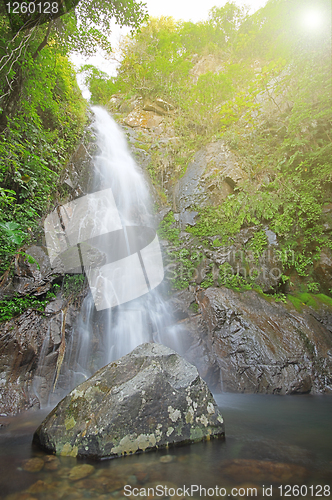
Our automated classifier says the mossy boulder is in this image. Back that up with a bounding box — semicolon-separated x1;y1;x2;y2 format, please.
33;343;224;459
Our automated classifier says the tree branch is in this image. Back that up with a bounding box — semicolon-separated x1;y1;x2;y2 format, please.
32;20;53;60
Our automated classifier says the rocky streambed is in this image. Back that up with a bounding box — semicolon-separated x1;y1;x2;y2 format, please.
0;393;331;499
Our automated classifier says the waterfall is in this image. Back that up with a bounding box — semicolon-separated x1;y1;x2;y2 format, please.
38;107;185;405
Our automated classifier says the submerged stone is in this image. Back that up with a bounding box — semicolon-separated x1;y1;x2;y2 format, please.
22;457;44;472
33;343;224;459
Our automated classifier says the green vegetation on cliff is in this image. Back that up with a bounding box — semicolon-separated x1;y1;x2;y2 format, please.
0;0;147;277
84;0;331;295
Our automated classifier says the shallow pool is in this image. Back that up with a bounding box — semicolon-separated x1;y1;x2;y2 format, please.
0;394;331;499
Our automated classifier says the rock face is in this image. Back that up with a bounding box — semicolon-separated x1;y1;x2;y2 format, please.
193;288;332;394
124;108;164;129
173;140;246;213
0;287;87;415
33;343;225;459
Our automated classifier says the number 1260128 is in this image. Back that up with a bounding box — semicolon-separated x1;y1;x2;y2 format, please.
278;485;330;496
6;2;59;14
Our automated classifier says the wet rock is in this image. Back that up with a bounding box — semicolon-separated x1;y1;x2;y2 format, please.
43;455;60;471
166;289;197;321
0;246;55;301
313;247;332;295
68;464;95;481
196;288;332;394
0;310;50;415
0;302;84;415
27;480;52;494
136;471;149;483
6;494;39;500
33;343;224;459
180;315;221;391
22;457;44;472
159;455;174;463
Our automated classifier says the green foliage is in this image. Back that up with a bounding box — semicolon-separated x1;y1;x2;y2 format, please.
218;262;252;291
287;294;303;312
186;195;251;245
62;274;86;298
316;294;332;307
70;0;148;57
189;302;198;313
80;65;119;105
287;292;332;312
0;28;87;275
169;248;198;290
0;221;25;245
0;287;58;322
157;211;180;244
274;292;287;303
248;230;268;257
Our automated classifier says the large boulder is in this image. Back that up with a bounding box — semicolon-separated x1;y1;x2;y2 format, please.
196;288;332;394
33;343;225;459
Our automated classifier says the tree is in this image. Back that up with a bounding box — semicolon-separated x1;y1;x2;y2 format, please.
0;0;147;131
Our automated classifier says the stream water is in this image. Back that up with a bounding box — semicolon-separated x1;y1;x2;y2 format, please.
0;394;331;499
67;106;174;365
36;107;181;406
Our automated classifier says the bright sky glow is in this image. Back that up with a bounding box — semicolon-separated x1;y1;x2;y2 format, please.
301;9;324;30
143;0;267;22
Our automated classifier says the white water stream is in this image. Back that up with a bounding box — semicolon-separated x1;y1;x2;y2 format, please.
35;107;183;406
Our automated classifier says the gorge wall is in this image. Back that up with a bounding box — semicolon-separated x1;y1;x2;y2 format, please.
0;98;332;417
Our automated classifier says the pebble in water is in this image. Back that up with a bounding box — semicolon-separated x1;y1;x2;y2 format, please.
159;455;174;463
68;464;95;481
22;458;44;473
43;456;60;471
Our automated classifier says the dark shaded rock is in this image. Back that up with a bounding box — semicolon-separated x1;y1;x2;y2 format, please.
166;289;196;321
180;315;221;391
195;288;332;394
33;343;224;459
0;310;50;415
0;246;59;301
313;247;332;296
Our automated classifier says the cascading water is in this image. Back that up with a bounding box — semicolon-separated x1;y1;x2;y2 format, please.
36;106;185;406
